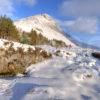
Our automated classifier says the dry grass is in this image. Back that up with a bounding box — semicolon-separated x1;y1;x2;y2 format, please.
0;42;52;77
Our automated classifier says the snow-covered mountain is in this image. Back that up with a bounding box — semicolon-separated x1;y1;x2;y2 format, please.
14;14;76;47
0;14;100;100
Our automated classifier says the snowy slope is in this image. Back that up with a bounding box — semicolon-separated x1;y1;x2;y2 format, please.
0;46;100;100
14;14;76;47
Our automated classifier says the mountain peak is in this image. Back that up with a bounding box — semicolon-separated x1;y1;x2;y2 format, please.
18;13;53;22
37;13;52;18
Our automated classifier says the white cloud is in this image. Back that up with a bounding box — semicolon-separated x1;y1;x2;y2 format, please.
57;17;98;34
16;0;37;7
59;0;100;34
60;0;100;17
0;0;14;17
0;0;37;17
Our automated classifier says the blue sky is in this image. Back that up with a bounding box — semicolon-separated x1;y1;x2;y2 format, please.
0;0;100;47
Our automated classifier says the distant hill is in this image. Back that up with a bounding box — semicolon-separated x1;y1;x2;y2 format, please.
65;33;100;50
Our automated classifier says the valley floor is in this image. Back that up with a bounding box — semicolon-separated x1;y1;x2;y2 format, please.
0;46;100;100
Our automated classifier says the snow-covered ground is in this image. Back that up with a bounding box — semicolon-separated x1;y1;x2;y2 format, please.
0;46;100;100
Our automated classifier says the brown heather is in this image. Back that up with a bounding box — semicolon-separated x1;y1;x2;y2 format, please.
0;42;52;77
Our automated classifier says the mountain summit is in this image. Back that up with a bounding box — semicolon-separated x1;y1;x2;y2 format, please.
14;14;76;47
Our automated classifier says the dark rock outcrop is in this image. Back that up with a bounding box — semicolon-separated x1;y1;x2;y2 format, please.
92;52;100;59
